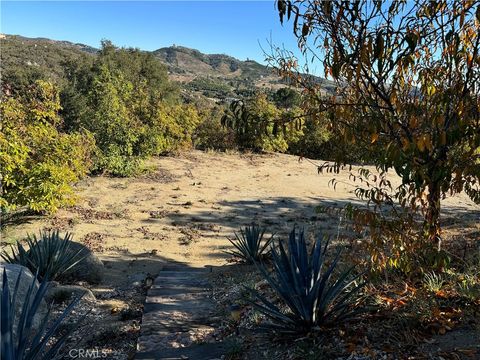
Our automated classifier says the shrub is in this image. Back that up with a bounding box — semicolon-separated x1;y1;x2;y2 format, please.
156;104;201;153
288;116;332;159
226;224;274;264
1;269;83;360
246;227;365;335
1;230;86;281
222;93;304;153
92;151;141;178
194;107;236;151
423;272;444;293
61;41;200;175
0;80;95;213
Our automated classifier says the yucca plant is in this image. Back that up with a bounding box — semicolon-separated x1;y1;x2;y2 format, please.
1;231;86;281
1;268;84;360
226;224;274;264
246;227;365;335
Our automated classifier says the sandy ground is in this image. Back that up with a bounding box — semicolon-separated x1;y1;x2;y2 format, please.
2;150;479;270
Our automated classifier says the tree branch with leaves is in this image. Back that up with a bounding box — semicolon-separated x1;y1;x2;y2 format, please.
271;0;480;254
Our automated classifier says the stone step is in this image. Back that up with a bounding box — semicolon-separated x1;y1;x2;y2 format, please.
136;341;230;360
153;274;210;287
147;286;209;298
136;264;224;360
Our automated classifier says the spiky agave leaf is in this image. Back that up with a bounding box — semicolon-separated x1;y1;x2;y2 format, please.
246;226;365;334
0;243;31;269
1;268;85;360
1;230;87;281
225;224;274;264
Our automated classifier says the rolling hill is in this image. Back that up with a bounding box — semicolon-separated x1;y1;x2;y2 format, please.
0;34;334;99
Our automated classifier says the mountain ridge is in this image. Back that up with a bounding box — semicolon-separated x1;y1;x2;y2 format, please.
1;34;334;99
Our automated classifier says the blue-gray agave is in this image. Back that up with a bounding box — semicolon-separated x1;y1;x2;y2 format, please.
247;227;365;334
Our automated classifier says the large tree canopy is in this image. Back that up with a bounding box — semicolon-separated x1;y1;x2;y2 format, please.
272;0;479;251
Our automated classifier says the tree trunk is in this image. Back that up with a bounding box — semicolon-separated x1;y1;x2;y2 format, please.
425;181;442;251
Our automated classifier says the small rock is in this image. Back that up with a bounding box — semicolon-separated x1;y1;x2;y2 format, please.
129;272;147;287
59;242;104;284
45;284;96;302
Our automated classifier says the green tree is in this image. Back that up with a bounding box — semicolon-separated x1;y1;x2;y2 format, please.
223;93;304;152
86;64;143;175
0;80;94;213
272;87;301;109
61;41;196;176
274;0;480;252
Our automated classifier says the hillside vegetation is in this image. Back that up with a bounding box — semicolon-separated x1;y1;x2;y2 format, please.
1;1;479;358
0;35;340;213
2;34;336;100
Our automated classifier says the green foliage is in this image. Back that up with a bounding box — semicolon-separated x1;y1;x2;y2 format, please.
226;224;274;264
1;230;86;281
1;269;83;360
62;41;199;176
271;87;301;109
287;115;331;158
187;76;234;98
84;63;144;176
246;227;365;335
423;272;444;293
222;93;304;152
194;106;236;151
0;80;95;213
222;91;342;157
456;276;480;301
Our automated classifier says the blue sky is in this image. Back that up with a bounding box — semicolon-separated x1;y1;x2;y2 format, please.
1;1;306;65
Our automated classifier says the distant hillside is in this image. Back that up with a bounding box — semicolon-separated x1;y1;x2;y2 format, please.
1;34;335;100
0;35;96;85
153;46;271;78
153;46;296;99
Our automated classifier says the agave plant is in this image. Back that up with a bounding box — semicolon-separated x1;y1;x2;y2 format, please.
246;227;365;334
1;269;84;360
226;224;274;264
1;230;86;281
